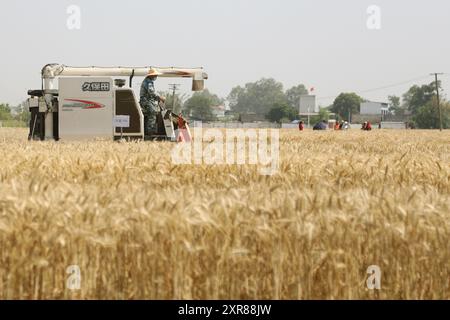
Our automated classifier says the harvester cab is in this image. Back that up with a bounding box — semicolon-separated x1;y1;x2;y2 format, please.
26;64;207;141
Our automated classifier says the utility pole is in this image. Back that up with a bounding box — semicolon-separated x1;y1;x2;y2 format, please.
430;73;444;131
307;107;310;128
168;84;181;113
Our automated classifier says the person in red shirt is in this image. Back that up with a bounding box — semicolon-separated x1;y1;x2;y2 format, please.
362;121;372;131
334;122;340;130
298;121;304;131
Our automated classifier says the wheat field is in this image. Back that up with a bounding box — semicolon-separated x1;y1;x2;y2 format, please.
0;127;449;299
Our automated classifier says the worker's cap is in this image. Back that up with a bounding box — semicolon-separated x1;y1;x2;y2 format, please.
147;68;162;77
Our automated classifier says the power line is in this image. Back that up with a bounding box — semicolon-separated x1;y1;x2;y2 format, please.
358;75;431;93
316;75;431;101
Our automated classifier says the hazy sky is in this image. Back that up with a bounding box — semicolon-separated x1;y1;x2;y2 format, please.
1;0;449;106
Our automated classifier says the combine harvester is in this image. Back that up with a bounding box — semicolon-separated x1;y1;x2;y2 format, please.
26;64;208;141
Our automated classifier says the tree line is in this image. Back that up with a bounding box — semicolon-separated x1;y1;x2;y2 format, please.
330;81;450;129
162;79;309;123
0;103;30;127
176;78;449;129
1;79;449;129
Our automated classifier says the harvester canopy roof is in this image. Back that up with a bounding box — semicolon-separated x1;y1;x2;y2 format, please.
41;64;208;81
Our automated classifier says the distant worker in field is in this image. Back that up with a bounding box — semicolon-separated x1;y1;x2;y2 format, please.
362;121;372;131
298;120;304;131
140;68;166;136
361;122;367;130
313;120;328;131
334;121;340;130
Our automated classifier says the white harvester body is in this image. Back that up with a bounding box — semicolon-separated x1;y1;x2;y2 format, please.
26;64;208;141
59;77;117;140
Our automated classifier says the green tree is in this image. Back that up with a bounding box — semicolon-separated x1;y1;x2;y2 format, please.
388;95;403;114
318;107;330;121
402;82;438;115
158;91;187;114
14;102;31;124
0;103;13;120
330;93;363;120
285;84;308;109
414;98;450;129
310;107;331;124
228;78;288;116
266;103;297;123
184;89;223;121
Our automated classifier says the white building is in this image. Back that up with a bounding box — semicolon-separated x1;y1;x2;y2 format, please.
360;102;389;115
299;95;318;114
211;105;226;118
